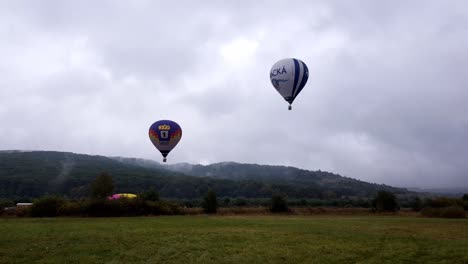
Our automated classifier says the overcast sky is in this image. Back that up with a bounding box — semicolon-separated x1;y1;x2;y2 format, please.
1;1;467;188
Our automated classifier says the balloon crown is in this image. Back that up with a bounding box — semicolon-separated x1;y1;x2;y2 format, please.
158;125;171;130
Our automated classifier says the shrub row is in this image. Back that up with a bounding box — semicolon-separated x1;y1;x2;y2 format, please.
420;206;466;218
26;196;182;217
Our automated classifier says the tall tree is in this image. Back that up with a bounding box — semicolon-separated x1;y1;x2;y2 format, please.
462;194;468;211
141;188;160;201
372;191;398;212
90;172;114;199
202;190;218;214
270;195;289;213
462;194;468;201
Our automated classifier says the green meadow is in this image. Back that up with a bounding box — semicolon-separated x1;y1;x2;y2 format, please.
1;216;467;264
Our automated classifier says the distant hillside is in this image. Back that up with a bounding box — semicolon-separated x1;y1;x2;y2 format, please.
110;156;163;170
164;162;407;197
1;151;410;200
114;157;409;198
407;187;468;197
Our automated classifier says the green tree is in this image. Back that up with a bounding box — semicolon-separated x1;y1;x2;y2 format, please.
410;196;423;211
223;198;231;207
372;191;398;212
202;190;218;214
270;195;289;213
141;188;160;201
299;199;308;206
90;172;114;199
462;194;468;210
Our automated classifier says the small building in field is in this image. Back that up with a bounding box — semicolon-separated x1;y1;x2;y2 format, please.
16;203;33;208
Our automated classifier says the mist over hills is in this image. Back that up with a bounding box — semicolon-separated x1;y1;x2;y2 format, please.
1;150;411;200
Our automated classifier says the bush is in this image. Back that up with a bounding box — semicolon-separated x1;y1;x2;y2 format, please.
420;207;437;217
441;206;466;218
84;198;141;217
59;201;86;216
270;195;289;213
421;206;466;218
81;198;182;217
0;199;15;216
0;198;14;208
30;196;65;217
147;201;182;215
425;197;463;208
8;195;184;217
234;198;248;206
16;207;30;217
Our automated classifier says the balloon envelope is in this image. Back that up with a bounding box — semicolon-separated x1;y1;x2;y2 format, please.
108;193;137;200
270;58;309;109
149;120;182;162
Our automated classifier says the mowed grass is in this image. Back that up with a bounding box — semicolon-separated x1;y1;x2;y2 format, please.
1;216;467;264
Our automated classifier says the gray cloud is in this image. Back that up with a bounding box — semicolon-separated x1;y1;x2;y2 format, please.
1;1;467;188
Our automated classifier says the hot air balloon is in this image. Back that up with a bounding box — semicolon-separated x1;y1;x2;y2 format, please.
107;193;137;200
270;58;309;110
149;120;182;162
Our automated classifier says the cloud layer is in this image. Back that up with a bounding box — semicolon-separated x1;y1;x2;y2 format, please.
1;1;467;188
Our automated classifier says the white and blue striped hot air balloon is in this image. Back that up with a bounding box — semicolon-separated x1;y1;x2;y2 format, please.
270;58;309;110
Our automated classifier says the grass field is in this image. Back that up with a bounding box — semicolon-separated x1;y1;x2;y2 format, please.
1;216;467;264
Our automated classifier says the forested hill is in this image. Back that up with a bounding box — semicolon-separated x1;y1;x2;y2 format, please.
168;162;407;197
0;151;199;199
113;157;409;198
0;151;409;199
164;162;404;196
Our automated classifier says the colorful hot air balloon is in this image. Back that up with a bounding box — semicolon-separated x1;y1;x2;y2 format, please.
107;193;137;200
149;120;182;162
270;58;309;110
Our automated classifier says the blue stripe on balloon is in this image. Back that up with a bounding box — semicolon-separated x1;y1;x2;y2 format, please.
294;60;308;99
291;59;300;103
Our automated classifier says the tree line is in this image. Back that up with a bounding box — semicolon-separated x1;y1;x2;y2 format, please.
1;173;466;218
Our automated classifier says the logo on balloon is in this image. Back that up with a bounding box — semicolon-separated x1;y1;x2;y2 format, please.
160;131;169;139
271;78;289;88
158;125;171;130
270;66;287;78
